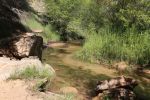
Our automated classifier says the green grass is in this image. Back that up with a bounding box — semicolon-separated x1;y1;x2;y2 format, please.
63;93;76;100
23;16;43;31
76;29;150;65
44;24;60;42
22;14;60;42
9;67;52;80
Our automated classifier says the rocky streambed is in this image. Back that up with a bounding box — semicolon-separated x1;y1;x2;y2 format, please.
43;42;150;100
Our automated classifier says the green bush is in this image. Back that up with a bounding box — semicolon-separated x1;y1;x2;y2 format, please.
45;0;150;35
45;0;150;64
77;30;150;64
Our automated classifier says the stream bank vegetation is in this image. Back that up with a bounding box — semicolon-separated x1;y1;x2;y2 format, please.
8;65;54;92
43;0;150;99
8;65;77;100
44;0;150;66
22;14;60;42
6;0;149;99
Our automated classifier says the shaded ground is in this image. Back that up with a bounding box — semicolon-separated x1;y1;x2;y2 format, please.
0;0;30;39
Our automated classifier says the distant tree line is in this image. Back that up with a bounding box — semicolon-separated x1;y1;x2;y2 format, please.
45;0;150;64
45;0;150;38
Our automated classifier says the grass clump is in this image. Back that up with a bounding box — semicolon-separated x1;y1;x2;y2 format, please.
22;14;60;42
77;30;150;65
9;67;52;80
63;93;76;100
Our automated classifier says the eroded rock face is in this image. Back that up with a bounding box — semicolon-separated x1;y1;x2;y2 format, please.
95;76;138;100
0;33;43;60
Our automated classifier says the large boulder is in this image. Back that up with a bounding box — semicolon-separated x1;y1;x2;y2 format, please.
0;57;55;81
95;76;138;100
0;33;43;60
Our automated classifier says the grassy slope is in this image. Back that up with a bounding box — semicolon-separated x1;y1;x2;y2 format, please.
77;30;150;65
22;14;60;43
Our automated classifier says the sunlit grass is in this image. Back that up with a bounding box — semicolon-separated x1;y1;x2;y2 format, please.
77;30;150;65
22;15;60;42
9;67;52;80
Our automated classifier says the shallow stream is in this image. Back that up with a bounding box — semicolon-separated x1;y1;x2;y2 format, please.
42;42;150;100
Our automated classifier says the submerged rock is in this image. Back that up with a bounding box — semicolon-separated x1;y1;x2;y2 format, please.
60;86;78;95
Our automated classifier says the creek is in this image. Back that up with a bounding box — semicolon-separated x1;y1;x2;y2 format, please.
42;42;150;100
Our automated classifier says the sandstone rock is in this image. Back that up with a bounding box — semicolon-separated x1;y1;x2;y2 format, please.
60;87;78;95
32;29;43;33
96;76;137;92
142;69;150;74
0;33;43;60
95;76;138;100
114;62;128;73
96;88;136;100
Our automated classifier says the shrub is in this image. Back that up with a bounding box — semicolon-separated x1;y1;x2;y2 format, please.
77;30;150;64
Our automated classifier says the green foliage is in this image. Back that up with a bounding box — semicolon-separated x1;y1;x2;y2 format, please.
77;30;150;64
23;17;43;30
22;15;60;42
45;0;149;35
106;0;150;32
45;0;86;40
9;67;52;80
45;0;150;64
44;24;60;41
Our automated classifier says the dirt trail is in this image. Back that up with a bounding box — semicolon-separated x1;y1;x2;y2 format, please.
0;58;48;100
0;80;42;100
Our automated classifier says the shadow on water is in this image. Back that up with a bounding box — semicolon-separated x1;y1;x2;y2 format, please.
56;48;71;54
133;74;150;100
51;63;110;97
